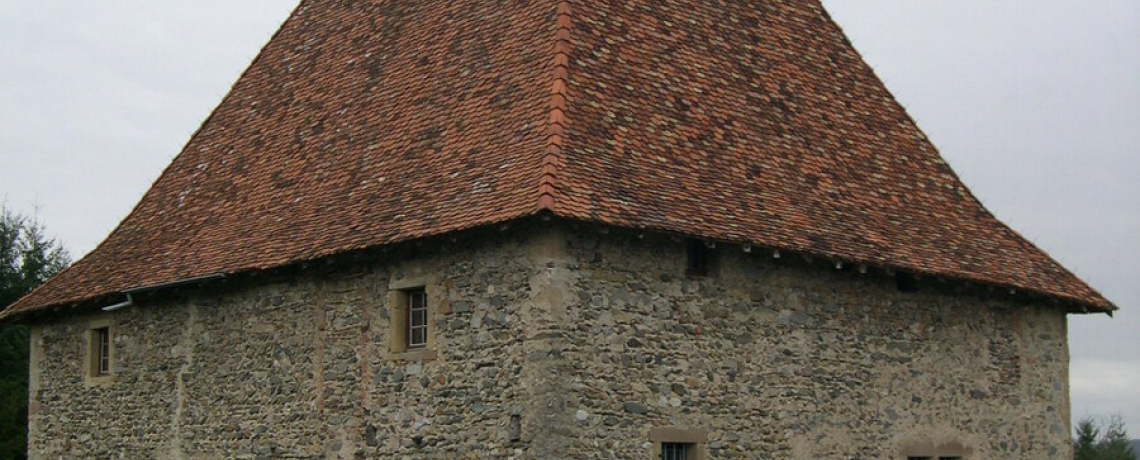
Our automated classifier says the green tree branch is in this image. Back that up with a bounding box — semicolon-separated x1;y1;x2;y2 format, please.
0;206;70;460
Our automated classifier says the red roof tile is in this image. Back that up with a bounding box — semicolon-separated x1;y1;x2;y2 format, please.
2;0;1114;319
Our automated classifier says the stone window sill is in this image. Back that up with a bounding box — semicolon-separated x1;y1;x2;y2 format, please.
388;348;437;362
84;374;114;388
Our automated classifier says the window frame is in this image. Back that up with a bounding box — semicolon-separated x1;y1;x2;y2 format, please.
94;327;111;376
649;427;708;460
406;288;429;349
661;442;694;460
84;318;115;385
386;277;441;361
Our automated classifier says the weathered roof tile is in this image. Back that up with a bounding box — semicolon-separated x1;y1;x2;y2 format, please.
2;0;1114;320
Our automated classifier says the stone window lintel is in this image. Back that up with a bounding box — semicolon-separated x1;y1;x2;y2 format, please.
899;439;971;460
649;426;709;460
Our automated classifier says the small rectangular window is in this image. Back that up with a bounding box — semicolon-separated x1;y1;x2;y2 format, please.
686;239;709;276
896;272;918;292
661;443;692;460
93;327;110;376
406;288;428;349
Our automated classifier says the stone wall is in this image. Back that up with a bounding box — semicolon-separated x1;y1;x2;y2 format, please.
26;223;1072;459
28;227;548;459
543;225;1072;459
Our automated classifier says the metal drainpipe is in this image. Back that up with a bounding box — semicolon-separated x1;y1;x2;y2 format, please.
101;273;226;312
102;293;133;312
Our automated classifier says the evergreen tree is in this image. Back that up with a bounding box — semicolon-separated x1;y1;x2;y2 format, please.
1100;416;1136;460
1075;415;1138;460
1077;418;1103;460
0;207;70;460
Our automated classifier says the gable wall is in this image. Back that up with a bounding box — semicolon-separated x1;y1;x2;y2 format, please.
26;223;1072;459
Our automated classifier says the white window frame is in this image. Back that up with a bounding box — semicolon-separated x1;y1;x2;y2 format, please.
406;288;428;349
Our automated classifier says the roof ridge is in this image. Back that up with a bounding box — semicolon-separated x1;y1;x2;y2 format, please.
538;1;572;212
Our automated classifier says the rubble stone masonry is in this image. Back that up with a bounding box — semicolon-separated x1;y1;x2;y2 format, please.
27;223;1072;459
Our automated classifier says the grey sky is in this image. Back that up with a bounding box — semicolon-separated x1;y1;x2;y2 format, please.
1;0;1137;432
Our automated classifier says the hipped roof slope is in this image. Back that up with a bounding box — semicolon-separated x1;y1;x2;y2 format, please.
3;0;1114;319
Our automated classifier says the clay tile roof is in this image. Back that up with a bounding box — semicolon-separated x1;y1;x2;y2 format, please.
2;0;1115;320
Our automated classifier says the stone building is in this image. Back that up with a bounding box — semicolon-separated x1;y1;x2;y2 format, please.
1;0;1116;459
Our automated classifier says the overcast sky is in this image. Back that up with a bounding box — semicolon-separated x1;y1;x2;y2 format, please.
1;0;1137;433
